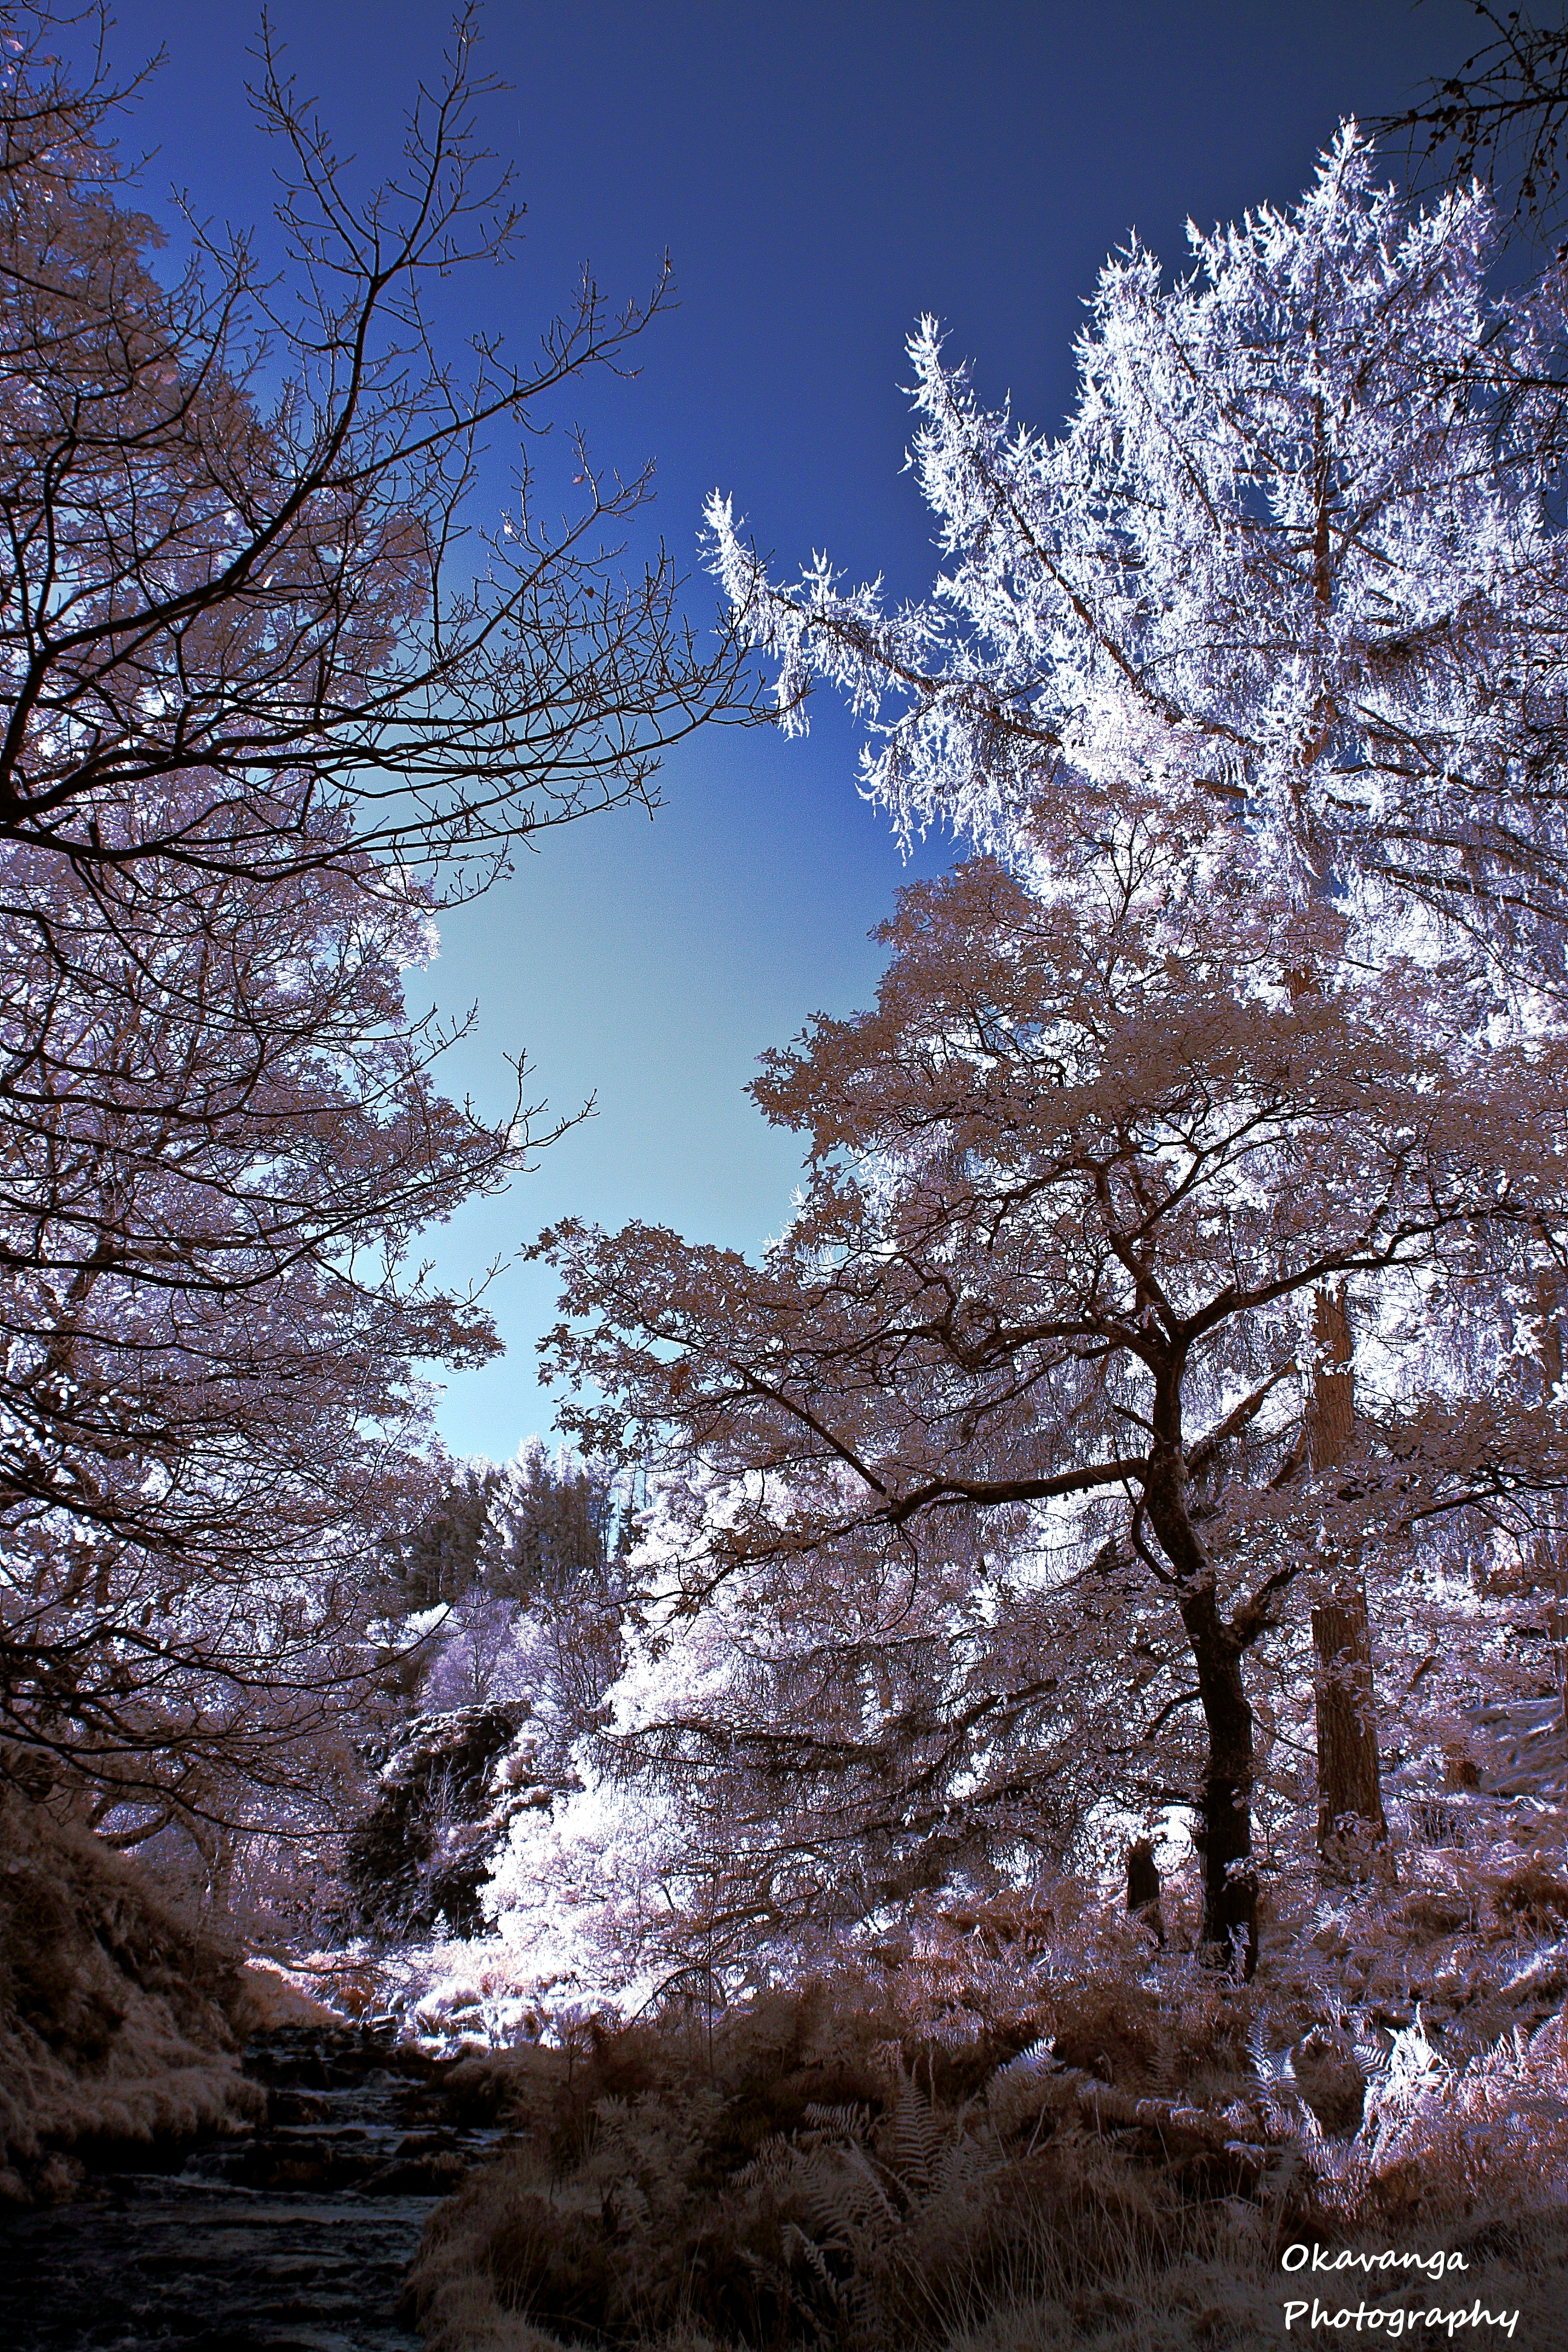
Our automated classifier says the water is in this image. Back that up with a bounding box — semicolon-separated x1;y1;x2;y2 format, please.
0;2027;508;2352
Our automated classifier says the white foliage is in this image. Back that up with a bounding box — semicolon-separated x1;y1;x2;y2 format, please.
482;1763;692;2015
708;127;1568;970
505;129;1568;2005
420;1596;538;1711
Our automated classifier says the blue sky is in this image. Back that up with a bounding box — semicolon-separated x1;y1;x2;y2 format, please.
105;0;1477;1459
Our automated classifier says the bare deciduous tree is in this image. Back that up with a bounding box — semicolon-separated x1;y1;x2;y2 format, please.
0;2;754;887
0;783;534;1831
0;2;758;1844
1377;4;1568;231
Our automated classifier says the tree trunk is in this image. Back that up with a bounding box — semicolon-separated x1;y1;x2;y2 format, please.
1312;1596;1387;1875
1144;1410;1258;1979
1308;1287;1387;1880
1533;1270;1568;1747
1180;1587;1259;1979
1126;1838;1165;1944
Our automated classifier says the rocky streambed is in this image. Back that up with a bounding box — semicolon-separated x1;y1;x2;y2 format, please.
0;2024;509;2352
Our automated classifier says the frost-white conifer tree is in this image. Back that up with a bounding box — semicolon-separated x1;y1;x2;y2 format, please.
698;125;1568;1904
708;127;1568;965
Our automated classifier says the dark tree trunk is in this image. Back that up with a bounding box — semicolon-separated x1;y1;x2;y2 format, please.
1126;1840;1160;1911
1144;1397;1258;1979
1308;1287;1387;1881
1178;1586;1259;1979
1533;1272;1568;1745
1126;1838;1164;1942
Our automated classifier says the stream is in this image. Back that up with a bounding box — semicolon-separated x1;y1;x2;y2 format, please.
0;2025;506;2352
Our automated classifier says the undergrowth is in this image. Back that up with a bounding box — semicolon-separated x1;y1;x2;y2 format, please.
403;1858;1568;2352
0;1786;269;2200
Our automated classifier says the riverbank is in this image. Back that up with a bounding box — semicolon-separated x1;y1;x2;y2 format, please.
0;2023;521;2352
0;1786;337;2203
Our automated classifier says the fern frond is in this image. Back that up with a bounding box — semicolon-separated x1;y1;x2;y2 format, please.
890;2073;939;2195
801;2098;874;2143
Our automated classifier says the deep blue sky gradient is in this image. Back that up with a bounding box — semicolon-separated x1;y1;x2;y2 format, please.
101;0;1477;1457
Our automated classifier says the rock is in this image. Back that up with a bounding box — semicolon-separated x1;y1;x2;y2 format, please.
234;1960;340;2031
344;1706;563;1939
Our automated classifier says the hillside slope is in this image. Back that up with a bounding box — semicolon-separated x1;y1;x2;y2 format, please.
0;1787;287;2200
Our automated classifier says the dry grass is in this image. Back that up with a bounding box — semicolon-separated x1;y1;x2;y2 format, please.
0;1785;265;2201
403;1850;1568;2351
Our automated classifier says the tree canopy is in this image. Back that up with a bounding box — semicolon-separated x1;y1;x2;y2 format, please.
0;4;737;1851
708;130;1568;970
500;128;1568;1985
